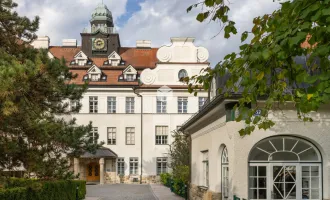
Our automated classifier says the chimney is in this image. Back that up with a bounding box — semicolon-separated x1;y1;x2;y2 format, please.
136;40;151;48
62;39;77;47
31;36;50;49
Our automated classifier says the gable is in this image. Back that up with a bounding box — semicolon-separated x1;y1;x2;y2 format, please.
123;65;137;74
108;51;121;60
74;51;88;59
87;65;102;74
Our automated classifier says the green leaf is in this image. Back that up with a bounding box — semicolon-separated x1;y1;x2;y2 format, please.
262;50;271;60
187;6;193;13
289;32;307;47
257;72;264;80
196;13;205;22
215;0;223;4
241;31;248;42
322;8;330;16
205;0;215;7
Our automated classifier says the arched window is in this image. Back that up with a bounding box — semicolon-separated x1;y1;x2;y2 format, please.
248;136;322;200
178;69;188;80
222;147;229;200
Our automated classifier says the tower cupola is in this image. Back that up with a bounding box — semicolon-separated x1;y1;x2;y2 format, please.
90;3;114;33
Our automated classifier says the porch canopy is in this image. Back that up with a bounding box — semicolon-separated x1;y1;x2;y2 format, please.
80;147;118;159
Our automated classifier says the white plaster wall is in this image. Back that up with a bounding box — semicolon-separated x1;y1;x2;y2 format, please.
190;109;330;199
73;88;208;176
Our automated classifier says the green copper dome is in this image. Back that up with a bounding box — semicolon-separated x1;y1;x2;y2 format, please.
91;3;112;22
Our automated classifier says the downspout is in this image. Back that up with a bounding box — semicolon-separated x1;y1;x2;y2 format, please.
133;87;143;184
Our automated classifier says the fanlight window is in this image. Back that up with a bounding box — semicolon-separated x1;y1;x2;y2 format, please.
249;136;320;162
178;69;188;80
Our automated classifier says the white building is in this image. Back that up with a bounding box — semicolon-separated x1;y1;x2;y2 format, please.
181;67;330;200
33;3;209;184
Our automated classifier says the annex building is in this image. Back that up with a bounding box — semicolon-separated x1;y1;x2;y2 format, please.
32;3;209;184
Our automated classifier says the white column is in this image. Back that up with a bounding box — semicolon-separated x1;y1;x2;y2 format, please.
99;158;105;185
73;158;80;178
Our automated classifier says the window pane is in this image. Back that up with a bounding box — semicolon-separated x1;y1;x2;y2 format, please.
249;177;257;188
249;189;258;199
258;189;267;199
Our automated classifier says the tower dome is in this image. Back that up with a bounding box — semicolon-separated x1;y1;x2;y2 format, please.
91;3;113;22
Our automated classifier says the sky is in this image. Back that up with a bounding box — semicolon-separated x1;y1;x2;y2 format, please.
14;0;281;66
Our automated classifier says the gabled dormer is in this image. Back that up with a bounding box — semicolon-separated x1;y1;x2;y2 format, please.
86;65;103;81
73;51;88;66
122;65;137;81
107;51;121;66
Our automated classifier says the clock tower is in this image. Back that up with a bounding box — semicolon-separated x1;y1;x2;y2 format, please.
81;3;121;57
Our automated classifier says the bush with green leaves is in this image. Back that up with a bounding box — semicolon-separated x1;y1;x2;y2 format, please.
3;178;86;200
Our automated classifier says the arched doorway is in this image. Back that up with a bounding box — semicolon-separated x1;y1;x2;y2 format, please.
86;162;100;182
222;146;229;200
248;136;322;200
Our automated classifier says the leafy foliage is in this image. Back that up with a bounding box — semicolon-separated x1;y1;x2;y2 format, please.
2;178;86;200
168;130;190;183
187;0;330;135
0;0;101;179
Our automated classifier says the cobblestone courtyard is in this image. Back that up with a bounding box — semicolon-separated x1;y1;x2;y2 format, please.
85;184;183;200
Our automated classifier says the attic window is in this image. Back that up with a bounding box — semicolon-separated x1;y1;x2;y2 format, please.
101;75;107;81
91;74;99;81
126;74;135;81
104;61;109;65
87;61;93;65
120;61;125;65
83;75;89;81
70;61;76;65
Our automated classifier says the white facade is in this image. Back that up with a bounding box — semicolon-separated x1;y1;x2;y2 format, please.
184;100;330;200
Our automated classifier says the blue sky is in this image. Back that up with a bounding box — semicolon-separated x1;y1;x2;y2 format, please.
15;0;280;65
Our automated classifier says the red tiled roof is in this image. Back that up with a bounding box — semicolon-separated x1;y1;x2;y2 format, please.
49;46;81;63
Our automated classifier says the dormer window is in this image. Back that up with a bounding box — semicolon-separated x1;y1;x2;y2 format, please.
123;65;137;81
108;51;121;66
87;65;102;82
178;69;188;80
74;51;88;66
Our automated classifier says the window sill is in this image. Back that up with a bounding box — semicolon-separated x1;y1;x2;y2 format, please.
155;144;169;145
197;186;209;190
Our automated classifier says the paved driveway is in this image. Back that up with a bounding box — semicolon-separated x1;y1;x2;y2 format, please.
86;184;157;200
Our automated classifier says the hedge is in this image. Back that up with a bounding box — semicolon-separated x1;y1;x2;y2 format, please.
160;173;187;198
0;187;27;200
2;178;86;200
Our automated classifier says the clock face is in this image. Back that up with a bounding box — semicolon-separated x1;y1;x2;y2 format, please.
93;38;105;50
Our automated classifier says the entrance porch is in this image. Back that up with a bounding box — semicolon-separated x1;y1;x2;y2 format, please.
73;147;117;184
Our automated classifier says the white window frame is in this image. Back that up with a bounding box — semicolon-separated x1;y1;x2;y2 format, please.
90;127;98;144
126;74;135;81
126;127;135;145
202;150;209;187
90;74;99;81
199;97;207;111
117;158;125;175
222;147;229;199
107;127;116;145
129;157;138;175
126;97;135;113
155;126;168;145
157;157;168;175
178;97;188;113
157;96;167;113
107;97;116;113
89;96;98;113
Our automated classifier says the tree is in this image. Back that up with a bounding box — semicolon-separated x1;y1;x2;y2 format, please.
168;130;190;183
0;0;100;179
186;0;330;135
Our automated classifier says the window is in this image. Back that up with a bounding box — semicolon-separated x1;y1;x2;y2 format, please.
155;126;168;145
157;96;167;113
107;127;116;145
157;157;168;175
107;97;116;113
78;60;85;66
117;158;125;175
199;97;207;111
202;151;209;187
129;158;138;175
70;100;79;112
178;97;188;113
248;136;322;200
126;97;135;113
89;127;98;144
222;147;229;199
126;74;135;81
178;69;188;80
126;127;135;145
89;96;98;113
91;74;99;81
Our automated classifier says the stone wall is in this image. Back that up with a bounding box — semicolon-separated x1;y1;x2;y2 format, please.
189;184;221;200
104;174;161;184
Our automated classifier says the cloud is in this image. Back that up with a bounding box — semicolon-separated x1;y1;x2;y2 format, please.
15;0;127;46
119;0;281;65
15;0;281;65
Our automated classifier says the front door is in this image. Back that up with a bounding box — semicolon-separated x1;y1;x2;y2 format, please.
271;164;298;200
86;162;100;182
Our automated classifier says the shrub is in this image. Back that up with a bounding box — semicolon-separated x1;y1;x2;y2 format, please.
0;187;27;200
3;178;86;200
160;173;171;187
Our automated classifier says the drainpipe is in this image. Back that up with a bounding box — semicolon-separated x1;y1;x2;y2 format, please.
133;87;143;184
